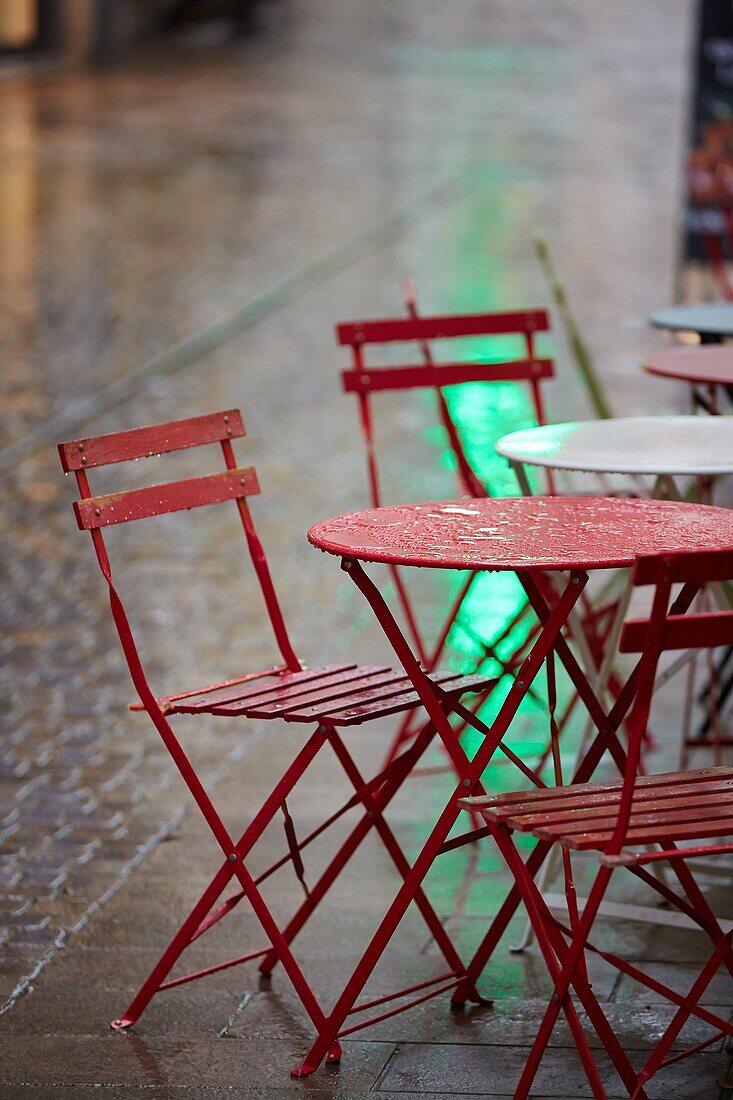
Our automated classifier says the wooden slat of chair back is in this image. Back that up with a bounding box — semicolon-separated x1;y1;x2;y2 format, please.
335;308;550;347
341;358;554;394
58;409;245;472
74;467;260;530
632;548;733;587
620;610;733;654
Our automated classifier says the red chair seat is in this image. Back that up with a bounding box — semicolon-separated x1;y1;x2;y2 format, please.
156;663;496;726
463;765;733;850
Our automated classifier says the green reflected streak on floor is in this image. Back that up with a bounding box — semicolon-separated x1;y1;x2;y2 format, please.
421;230;557;763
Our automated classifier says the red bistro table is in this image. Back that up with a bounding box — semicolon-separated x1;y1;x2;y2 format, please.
644;345;733;414
301;495;733;1076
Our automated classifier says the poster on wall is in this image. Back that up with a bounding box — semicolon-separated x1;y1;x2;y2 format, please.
685;0;733;265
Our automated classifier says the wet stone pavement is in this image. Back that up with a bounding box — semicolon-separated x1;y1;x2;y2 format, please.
1;0;732;1095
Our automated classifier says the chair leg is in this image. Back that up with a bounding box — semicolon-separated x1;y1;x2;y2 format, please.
513;861;616;1098
329;728;468;978
258;719;440;976
291;793;469;1077
668;856;733;980
493;826;647;1099
451;839;552;1003
633;930;733;1096
111;858;238;1029
111;727;327;1028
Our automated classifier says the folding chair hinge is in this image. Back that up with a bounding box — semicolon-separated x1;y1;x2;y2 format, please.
601;852;636;867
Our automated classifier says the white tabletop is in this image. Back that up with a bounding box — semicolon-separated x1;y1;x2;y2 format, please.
495;416;733;476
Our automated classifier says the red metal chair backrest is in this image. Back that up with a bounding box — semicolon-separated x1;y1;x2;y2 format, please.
335;301;554;505
58;409;302;714
608;548;733;854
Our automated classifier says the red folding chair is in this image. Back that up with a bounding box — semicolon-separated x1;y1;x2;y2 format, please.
58;408;496;1047
460;547;733;1099
336;297;556;766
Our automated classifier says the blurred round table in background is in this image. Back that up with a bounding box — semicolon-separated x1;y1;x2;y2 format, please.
643;346;733;413
495;415;733;495
649;303;733;342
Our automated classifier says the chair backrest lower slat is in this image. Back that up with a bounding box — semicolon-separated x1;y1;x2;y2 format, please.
336;309;550;346
74;466;260;529
58;409;245;472
341;358;554;394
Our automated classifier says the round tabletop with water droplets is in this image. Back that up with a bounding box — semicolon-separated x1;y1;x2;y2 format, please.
308;497;733;572
495;417;733;476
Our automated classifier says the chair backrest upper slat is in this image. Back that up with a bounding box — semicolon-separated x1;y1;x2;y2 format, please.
341;357;554;394
633;548;733;587
336;309;549;347
74;466;260;530
58;409;245;472
620;609;733;653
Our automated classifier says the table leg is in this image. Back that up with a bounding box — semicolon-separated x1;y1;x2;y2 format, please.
291;561;594;1077
509;458;533;496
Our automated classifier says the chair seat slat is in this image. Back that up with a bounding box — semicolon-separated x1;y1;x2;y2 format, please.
463;766;729;813
311;671;496;727
564;816;733;851
519;789;733;836
278;671;447;722
173;665;358;713
479;774;730;827
244;669;407;718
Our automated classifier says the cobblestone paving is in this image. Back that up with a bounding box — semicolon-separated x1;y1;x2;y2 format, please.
2;0;732;1095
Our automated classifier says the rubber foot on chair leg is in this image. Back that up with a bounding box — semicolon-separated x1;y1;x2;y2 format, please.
326;1041;342;1065
291;1062;316;1078
451;984;492;1010
110;1017;134;1031
258;955;275;978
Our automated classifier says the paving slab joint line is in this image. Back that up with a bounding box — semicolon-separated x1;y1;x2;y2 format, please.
0;169;484;481
218;990;253;1038
372;1039;403;1092
0;806;186;1017
0;720;276;1015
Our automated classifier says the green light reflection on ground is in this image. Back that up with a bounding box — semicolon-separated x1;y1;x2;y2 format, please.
418;205;563;770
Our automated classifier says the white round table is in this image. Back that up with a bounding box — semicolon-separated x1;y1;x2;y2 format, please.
496;414;733;926
495;416;733;488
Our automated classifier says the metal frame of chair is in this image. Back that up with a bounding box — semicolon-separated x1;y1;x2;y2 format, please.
336;295;556;768
460;547;733;1099
58;408;496;1048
